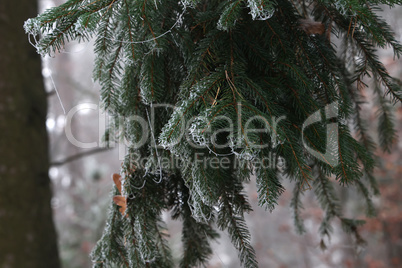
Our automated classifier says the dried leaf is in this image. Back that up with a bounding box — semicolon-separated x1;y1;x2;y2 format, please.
112;173;122;193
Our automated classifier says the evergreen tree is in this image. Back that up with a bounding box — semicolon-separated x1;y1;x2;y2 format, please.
25;0;402;267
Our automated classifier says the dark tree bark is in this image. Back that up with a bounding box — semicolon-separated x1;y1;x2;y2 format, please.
0;1;60;267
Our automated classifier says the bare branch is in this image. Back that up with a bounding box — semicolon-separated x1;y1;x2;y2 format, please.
50;147;112;166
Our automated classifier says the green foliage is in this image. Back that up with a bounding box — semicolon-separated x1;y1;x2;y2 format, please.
26;0;402;266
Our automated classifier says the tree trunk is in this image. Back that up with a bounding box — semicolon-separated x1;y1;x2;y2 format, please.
0;1;61;267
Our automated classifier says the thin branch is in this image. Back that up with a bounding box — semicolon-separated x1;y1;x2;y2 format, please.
50;147;112;166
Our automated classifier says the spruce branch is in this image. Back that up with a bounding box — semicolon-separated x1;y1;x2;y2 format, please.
28;1;402;266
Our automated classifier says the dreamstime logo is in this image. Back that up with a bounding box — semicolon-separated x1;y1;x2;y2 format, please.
62;101;339;168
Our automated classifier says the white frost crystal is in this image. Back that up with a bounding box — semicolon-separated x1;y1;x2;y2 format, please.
247;0;275;20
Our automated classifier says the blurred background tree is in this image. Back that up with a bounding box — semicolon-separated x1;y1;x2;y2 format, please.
0;1;60;267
